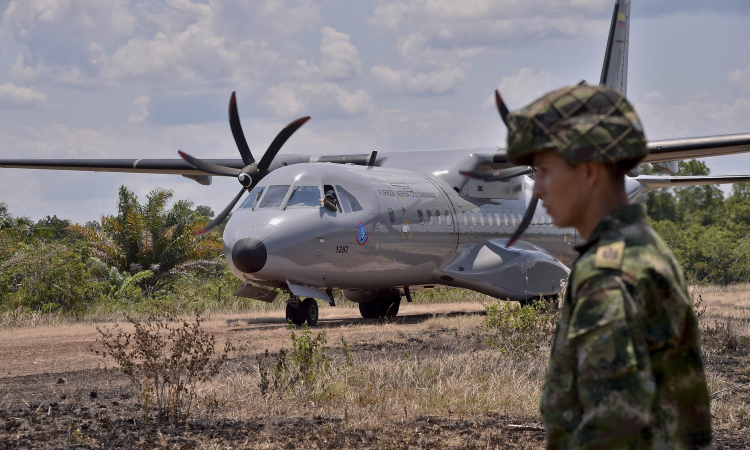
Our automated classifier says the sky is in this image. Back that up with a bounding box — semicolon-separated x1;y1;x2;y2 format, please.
0;0;749;223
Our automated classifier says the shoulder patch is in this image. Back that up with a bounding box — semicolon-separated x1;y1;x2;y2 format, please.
595;241;625;270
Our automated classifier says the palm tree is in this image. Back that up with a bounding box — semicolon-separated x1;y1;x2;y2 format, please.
70;186;223;294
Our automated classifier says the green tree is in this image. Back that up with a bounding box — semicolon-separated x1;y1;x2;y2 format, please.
70;186;223;294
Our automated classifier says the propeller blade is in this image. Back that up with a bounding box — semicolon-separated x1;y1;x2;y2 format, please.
257;116;310;170
178;150;242;177
229;92;254;166
460;167;532;182
495;89;510;128
196;187;247;236
506;196;539;248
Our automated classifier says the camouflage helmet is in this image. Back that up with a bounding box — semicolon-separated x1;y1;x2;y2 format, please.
505;84;647;168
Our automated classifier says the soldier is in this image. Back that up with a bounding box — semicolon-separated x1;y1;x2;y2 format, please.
505;84;712;449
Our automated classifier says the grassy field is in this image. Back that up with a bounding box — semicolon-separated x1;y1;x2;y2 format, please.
0;286;748;448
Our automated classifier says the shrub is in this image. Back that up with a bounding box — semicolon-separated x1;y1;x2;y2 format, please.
692;293;744;355
94;313;233;425
483;298;558;359
0;243;106;313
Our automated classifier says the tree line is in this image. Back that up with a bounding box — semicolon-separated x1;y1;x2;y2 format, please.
643;160;750;284
0;186;230;314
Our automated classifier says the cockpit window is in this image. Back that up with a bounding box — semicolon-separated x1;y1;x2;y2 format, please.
335;185;363;213
286;185;321;208
258;185;290;208
239;186;264;209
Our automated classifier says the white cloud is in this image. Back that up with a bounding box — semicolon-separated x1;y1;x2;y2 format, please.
637;90;750;140
1;0;136;42
370;32;474;94
265;82;376;117
318;26;363;79
369;0;610;48
128;95;151;124
0;82;48;108
728;63;750;94
483;67;560;109
371;64;470;94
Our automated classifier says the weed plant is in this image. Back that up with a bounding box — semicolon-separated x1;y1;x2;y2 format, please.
94;312;233;425
483;298;558;359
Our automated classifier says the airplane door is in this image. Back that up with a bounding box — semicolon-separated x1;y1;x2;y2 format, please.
420;175;461;252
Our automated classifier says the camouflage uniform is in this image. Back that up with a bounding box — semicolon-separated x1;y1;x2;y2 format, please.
540;204;712;449
504;85;712;449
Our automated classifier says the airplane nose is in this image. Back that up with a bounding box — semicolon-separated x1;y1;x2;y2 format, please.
232;238;267;273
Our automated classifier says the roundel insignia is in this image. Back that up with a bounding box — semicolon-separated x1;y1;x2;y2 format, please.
356;222;369;246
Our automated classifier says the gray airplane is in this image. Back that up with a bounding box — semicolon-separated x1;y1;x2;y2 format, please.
3;0;750;326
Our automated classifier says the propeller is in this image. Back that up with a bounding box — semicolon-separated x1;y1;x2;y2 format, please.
180;92;310;235
506;196;539;248
492;89;539;247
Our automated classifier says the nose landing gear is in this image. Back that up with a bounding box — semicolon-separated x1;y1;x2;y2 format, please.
285;296;319;326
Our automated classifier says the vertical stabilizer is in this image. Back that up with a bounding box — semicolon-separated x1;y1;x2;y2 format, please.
600;0;630;95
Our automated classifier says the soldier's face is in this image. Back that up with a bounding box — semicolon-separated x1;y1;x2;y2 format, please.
532;152;593;230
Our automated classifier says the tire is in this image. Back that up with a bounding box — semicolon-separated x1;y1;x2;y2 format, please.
383;297;401;318
286;303;304;325
301;297;319;326
358;301;380;319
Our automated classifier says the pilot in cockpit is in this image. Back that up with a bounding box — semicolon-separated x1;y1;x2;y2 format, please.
319;189;338;211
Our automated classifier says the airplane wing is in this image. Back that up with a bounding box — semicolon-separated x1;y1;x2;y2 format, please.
635;174;750;190
0;158;242;175
644;133;750;164
490;132;750;165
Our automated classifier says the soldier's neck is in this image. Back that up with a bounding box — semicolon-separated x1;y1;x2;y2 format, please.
576;186;629;241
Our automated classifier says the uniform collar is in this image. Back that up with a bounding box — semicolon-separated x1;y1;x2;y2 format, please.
574;204;646;255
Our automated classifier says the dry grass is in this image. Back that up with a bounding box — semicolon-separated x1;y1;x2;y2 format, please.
206;314;546;430
1;286;749;447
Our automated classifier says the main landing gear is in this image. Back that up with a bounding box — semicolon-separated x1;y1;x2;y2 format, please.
285;296;319;326
358;296;401;319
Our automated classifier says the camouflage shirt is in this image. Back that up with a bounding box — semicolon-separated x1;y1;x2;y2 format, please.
540;204;712;449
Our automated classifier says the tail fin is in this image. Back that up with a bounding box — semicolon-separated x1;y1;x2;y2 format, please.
600;0;630;95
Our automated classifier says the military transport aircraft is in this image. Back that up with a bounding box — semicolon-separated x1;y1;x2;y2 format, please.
3;0;750;326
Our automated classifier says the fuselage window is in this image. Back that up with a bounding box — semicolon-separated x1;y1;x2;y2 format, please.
258;185;290;208
470;212;477;226
511;213;517;227
547;215;553;227
418;209;424;225
436;210;442;226
463;212;469;226
445;210;452;226
486;213;493;227
479;212;485;227
532;215;538;227
427;210;433;225
335;185;363;212
388;208;396;225
543;215;548;228
503;213;509;227
286;185;321;208
240;186;264;209
494;213;501;227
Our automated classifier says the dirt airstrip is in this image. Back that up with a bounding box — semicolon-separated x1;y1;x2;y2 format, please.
1;299;749;449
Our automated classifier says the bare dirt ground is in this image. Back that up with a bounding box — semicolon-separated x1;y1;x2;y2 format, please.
1;296;748;449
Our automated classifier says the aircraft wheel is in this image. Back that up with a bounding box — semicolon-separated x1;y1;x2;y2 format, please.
382;296;401;318
358;301;380;319
301;297;319;326
286;303;304;326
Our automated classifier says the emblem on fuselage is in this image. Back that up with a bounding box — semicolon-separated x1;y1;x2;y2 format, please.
356;222;369;246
